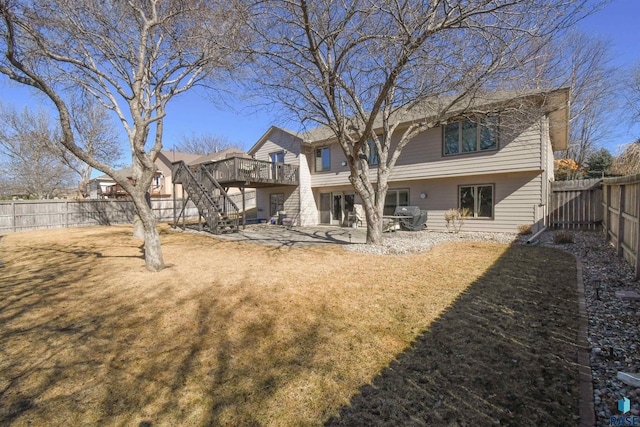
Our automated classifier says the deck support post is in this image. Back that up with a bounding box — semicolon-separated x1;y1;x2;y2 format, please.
241;185;246;230
172;181;177;228
182;195;187;230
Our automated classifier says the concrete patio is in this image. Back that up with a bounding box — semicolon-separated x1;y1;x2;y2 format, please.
183;224;369;247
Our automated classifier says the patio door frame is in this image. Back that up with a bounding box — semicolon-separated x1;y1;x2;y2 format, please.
319;191;355;225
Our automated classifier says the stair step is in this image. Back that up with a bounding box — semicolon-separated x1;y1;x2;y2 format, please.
180;166;240;235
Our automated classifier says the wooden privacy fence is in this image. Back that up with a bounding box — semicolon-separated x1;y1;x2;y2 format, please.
0;198;199;233
548;179;603;230
602;174;640;279
0;190;257;234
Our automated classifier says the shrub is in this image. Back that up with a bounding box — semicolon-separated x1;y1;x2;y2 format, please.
517;224;533;235
554;230;574;244
444;208;471;233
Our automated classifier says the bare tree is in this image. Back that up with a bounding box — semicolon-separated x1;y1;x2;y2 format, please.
550;31;619;167
628;63;640;123
248;0;590;244
69;97;123;197
612;139;640;176
174;132;242;155
523;31;618;167
0;104;75;198
0;0;242;270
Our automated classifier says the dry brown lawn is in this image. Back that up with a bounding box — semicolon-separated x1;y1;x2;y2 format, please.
0;225;579;426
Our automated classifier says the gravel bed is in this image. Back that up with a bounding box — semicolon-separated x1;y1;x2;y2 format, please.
343;229;519;255
536;230;640;425
346;229;640;425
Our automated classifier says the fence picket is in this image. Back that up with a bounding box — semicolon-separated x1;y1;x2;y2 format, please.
602;174;640;279
548;179;603;231
0;198;198;233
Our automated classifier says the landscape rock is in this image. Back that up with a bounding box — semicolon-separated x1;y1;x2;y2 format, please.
538;230;640;427
617;372;640;388
615;290;640;301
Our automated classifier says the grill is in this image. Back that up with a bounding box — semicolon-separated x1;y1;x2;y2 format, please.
393;206;428;231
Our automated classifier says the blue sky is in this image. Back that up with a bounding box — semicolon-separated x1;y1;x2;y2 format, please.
1;0;639;160
578;0;640;151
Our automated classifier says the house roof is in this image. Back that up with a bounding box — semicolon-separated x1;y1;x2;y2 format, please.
247;125;301;156
90;148;252;183
298;87;570;150
158;150;202;166
190;148;250;165
91;168;129;183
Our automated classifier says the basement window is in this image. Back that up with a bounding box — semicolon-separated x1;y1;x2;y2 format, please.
459;185;494;218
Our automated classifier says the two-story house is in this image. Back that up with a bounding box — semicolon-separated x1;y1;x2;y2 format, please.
245;88;569;233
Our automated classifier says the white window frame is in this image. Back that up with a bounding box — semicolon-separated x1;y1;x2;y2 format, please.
270;151;285;163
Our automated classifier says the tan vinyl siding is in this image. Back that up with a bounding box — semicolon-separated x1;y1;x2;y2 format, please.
298;149;316;226
253;130;301;165
400;172;543;233
311;172;543;232
256;186;299;222
310;116;544;188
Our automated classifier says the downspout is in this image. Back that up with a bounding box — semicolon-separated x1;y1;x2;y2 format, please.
526;226;547;245
527;116;551;246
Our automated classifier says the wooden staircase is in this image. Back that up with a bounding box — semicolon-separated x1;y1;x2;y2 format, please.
172;161;241;234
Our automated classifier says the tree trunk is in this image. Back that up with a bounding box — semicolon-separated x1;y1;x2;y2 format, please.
366;216;383;244
131;191;164;271
350;170;386;245
132;214;144;239
364;196;385;245
132;195;150;240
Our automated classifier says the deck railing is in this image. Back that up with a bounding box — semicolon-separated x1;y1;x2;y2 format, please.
202;157;299;186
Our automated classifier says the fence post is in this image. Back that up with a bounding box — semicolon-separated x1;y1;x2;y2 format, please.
65;201;69;228
617;185;625;257
603;185;608;234
12;202;16;232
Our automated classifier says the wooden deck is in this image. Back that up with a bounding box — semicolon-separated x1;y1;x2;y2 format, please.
198;157;299;188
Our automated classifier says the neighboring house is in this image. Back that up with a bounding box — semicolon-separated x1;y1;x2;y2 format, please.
89;167;165;199
244;88;569;233
89;148;248;199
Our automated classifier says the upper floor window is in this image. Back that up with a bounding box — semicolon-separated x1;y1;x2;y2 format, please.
362;139;379;165
315;147;330;172
270;151;285;163
459;184;494;218
444;116;498;156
